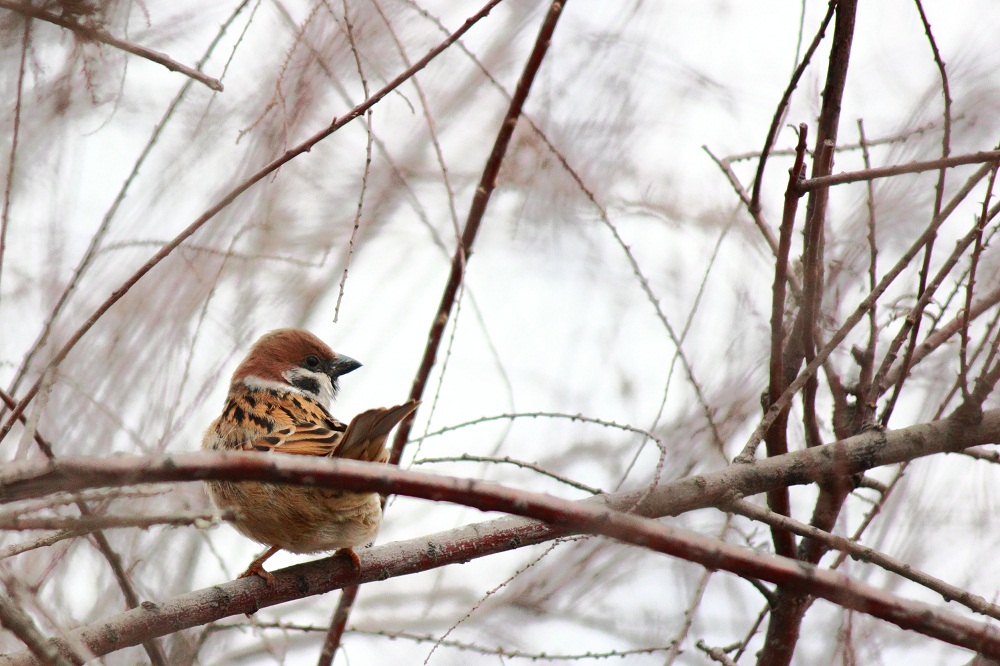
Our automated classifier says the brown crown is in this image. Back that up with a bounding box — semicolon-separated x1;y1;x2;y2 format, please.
231;329;337;386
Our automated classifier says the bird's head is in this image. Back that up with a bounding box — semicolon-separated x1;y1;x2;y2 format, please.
230;329;362;406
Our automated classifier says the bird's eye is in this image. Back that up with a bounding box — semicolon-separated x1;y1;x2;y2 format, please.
304;355;321;369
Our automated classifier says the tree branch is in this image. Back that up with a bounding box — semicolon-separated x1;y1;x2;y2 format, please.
0;0;507;446
0;410;997;662
800;149;1000;190
0;0;223;91
0;410;994;663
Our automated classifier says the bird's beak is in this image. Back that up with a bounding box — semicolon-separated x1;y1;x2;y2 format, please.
327;354;362;378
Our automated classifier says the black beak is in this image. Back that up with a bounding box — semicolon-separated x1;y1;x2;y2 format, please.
327;354;362;378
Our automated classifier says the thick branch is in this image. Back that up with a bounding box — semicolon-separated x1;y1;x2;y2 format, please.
3;409;1000;663
2;408;999;517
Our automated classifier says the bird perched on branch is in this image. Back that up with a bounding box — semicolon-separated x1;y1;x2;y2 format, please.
202;328;418;587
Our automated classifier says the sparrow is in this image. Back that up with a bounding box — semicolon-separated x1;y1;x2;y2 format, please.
202;328;418;587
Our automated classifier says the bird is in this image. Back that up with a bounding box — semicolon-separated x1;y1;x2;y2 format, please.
202;328;418;587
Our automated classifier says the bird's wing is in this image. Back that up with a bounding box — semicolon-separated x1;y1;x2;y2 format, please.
244;421;345;456
234;390;347;456
334;400;421;462
242;399;419;460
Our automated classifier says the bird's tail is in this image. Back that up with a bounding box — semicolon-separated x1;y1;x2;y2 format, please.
337;399;420;462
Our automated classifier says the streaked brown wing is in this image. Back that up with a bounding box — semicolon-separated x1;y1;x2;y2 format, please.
243;422;347;457
335;400;420;462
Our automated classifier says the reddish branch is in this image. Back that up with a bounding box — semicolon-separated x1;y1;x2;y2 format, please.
748;0;836;214
0;408;999;663
762;124;808;558
0;0;507;446
388;0;567;463
11;513;1000;664
9;501;1000;665
760;1;859;662
323;4;568;658
4;407;998;528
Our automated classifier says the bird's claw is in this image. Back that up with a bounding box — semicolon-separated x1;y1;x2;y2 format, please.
238;562;277;589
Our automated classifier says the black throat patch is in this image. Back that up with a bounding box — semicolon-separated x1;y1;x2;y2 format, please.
290;375;321;397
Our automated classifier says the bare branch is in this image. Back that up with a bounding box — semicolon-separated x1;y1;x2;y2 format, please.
414;454;603;495
729;499;1000;621
5;417;1000;662
0;0;223;91
0;0;508;445
0;511;233;532
738;160;995;460
800;149;1000;190
0;576;84;666
389;0;567;461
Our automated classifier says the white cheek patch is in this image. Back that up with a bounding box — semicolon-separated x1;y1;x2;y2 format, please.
241;375;309;397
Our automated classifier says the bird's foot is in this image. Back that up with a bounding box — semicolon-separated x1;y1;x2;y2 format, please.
238;561;277;589
238;545;281;589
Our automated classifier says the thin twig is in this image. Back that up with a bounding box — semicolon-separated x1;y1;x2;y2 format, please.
960;165;996;401
856;119;879;429
876;4;953;428
736;161;994;461
0;0;508;445
725;119;944;163
730;498;1000;622
322;1;566;660
424;541;561;663
799;149;1000;190
331;0;374;323
6;1;252;399
214;622;673;660
0;511;233;531
388;0;566;462
414;412;667;462
0;17;29;311
414;454;603;495
882;284;1000;388
748;0;836;213
872;197;1000;422
0;0;223;91
703;146;803;297
663;515;733;664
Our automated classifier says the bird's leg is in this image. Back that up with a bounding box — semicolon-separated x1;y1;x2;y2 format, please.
238;545;281;588
336;548;362;575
